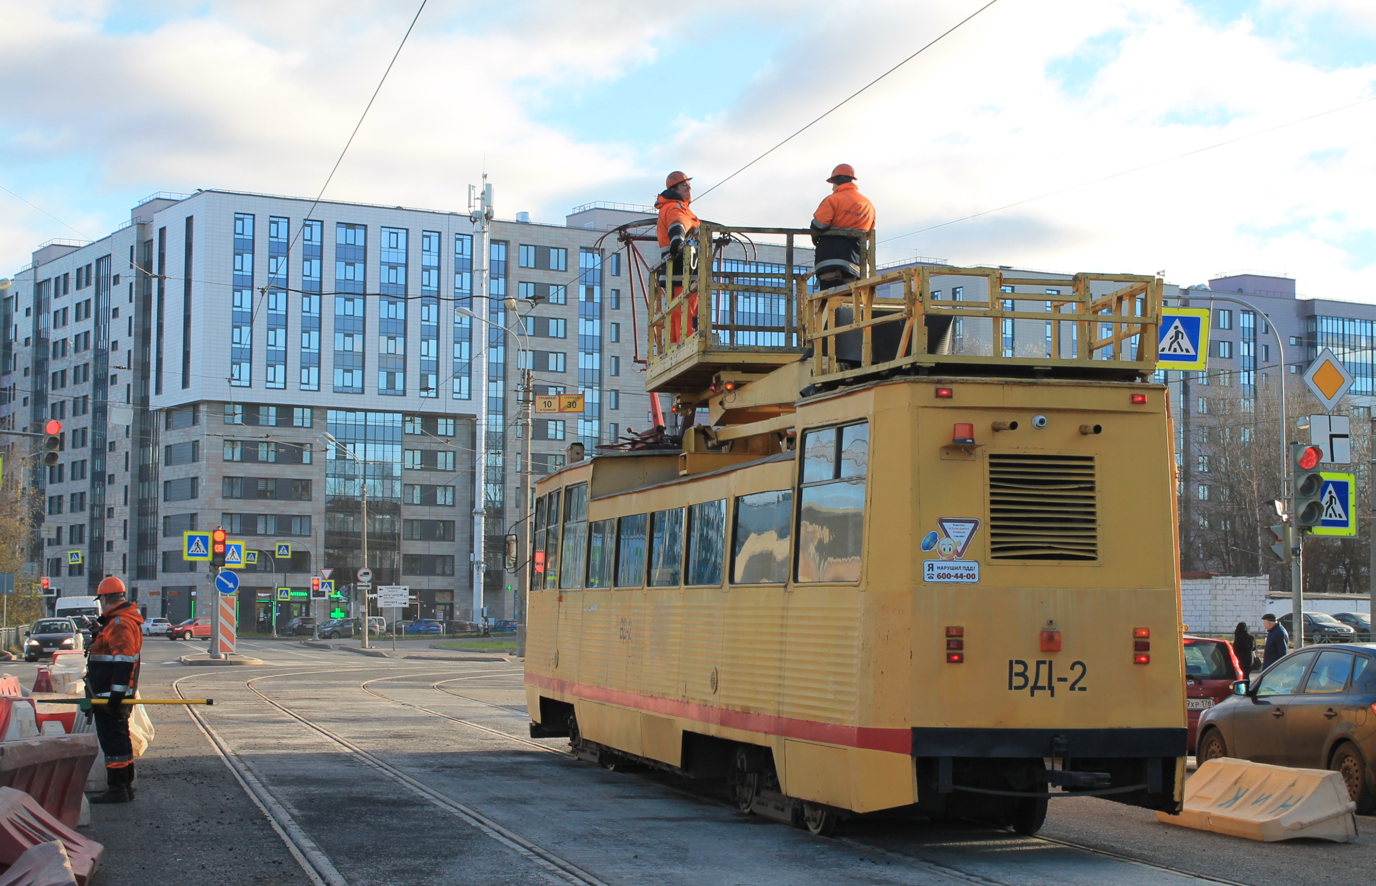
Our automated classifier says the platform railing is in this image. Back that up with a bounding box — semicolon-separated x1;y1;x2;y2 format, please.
805;265;1162;384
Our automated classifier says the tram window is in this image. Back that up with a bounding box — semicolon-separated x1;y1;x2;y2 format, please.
686;499;726;586
532;495;547;587
648;507;685;587
559;484;589;590
732;490;792;584
797;422;868;583
543;488;562;589
615;514;648;587
587;519;615;588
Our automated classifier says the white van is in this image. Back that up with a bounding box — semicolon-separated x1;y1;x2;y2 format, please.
53;596;99;620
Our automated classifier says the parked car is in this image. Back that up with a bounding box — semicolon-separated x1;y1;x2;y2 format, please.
1197;644;1376;812
171;617;211;640
403;619;443;635
143;617;173;637
1279;611;1357;644
367;616;387;635
1182;637;1243;754
316;618;359;640
23;618;83;662
1330;612;1373;642
286;617;317;637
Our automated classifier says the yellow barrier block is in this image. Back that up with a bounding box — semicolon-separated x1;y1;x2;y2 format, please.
1157;757;1357;842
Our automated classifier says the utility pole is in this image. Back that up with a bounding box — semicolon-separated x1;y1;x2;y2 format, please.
469;176;493;628
517;367;534;657
1370;414;1375;631
360;478;369;650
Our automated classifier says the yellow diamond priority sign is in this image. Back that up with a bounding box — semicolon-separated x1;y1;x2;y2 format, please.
1303;347;1354;413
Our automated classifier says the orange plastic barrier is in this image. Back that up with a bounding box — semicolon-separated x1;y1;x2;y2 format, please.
1157;757;1358;842
0;680;21;700
0;788;100;885
0;736;98;830
27;673;50;696
0;840;78;886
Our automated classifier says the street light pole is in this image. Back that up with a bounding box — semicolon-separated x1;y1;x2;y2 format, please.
469;176;493;629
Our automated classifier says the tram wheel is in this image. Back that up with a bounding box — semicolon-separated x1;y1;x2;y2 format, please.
731;748;759;813
801;802;837;837
1008;795;1048;836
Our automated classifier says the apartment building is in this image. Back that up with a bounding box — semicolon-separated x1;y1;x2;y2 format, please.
3;189;812;627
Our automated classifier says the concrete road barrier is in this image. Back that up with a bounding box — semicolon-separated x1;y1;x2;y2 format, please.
0;735;98;830
1157;757;1358;842
0;788;100;885
0;840;78;886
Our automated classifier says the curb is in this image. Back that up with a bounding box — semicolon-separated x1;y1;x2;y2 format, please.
178;654;266;666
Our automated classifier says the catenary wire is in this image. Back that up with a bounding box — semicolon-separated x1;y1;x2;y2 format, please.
694;0;1001;201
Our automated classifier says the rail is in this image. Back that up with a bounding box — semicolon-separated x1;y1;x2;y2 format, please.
806;265;1162;385
644;223;875;394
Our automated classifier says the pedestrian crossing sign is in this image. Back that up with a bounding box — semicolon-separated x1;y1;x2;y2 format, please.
1311;472;1356;537
223;542;246;568
276;588;291;602
245;550;258;564
66;550;82;566
1156;307;1210;371
183;531;212;562
276;543;292;558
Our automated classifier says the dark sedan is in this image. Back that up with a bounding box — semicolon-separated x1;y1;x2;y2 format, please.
1196;643;1376;812
1279;611;1356;644
23;618;84;662
1332;612;1373;642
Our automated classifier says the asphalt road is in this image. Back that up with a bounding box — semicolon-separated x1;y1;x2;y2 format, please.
12;637;1374;886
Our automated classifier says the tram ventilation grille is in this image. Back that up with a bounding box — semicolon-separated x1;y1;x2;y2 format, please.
988;454;1098;560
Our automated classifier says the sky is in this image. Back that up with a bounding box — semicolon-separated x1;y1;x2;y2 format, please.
2;0;1374;297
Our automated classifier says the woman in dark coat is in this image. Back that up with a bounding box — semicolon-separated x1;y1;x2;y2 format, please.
1233;622;1257;679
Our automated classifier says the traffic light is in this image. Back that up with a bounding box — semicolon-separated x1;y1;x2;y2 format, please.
211;527;228;567
40;577;50;592
1291;443;1325;529
1265;523;1291;563
311;577;324;599
42;420;62;467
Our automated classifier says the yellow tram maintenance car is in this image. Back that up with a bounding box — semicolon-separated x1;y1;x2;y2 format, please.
524;224;1186;836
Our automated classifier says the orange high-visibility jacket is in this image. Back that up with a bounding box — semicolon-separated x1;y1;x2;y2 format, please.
86;601;143;697
811;182;875;235
656;192;700;258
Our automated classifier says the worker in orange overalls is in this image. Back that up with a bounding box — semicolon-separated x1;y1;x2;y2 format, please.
811;164;876;289
85;576;144;804
656;171;701;343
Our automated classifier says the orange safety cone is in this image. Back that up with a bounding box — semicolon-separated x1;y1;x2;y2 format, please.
31;670;52;695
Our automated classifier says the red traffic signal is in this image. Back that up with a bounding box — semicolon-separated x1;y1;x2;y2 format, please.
211;528;228;554
43;420;62;436
1297;445;1322;471
312;577;321;591
40;577;49;591
42;421;63;467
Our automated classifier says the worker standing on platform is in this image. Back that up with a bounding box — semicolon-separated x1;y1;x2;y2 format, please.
85;576;143;804
811;164;876;289
656;171;701;343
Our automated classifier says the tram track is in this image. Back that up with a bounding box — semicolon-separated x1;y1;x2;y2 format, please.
175;666;610;886
176;656;1240;886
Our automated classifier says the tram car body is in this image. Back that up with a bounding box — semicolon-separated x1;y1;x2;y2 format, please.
524;253;1185;835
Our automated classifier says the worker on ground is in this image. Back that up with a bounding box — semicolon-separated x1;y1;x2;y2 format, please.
811;164;876;289
85;575;143;804
656;171;701;343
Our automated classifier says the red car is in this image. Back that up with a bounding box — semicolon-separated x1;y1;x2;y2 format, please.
170;617;211;641
1183;636;1244;754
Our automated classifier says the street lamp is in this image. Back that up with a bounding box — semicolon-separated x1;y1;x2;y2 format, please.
318;432;372;649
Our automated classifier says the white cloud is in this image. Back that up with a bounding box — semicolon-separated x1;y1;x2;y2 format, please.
1;0;1374;301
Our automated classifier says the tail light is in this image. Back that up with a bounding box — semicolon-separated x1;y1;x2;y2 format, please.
1131;393;1148;404
935;387;954;399
1133;627;1149;663
946;626;964;663
1134;653;1151;664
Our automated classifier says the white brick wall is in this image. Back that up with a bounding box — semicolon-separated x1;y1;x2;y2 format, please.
1181;575;1271;635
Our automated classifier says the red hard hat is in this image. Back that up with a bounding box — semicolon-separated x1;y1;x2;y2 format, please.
665;171;692;189
97;576;126;596
827;163;856;183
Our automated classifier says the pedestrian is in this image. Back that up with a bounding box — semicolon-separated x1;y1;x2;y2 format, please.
85;575;144;804
810;164;876;289
1232;621;1256;679
655;171;701;344
1261;613;1288;671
